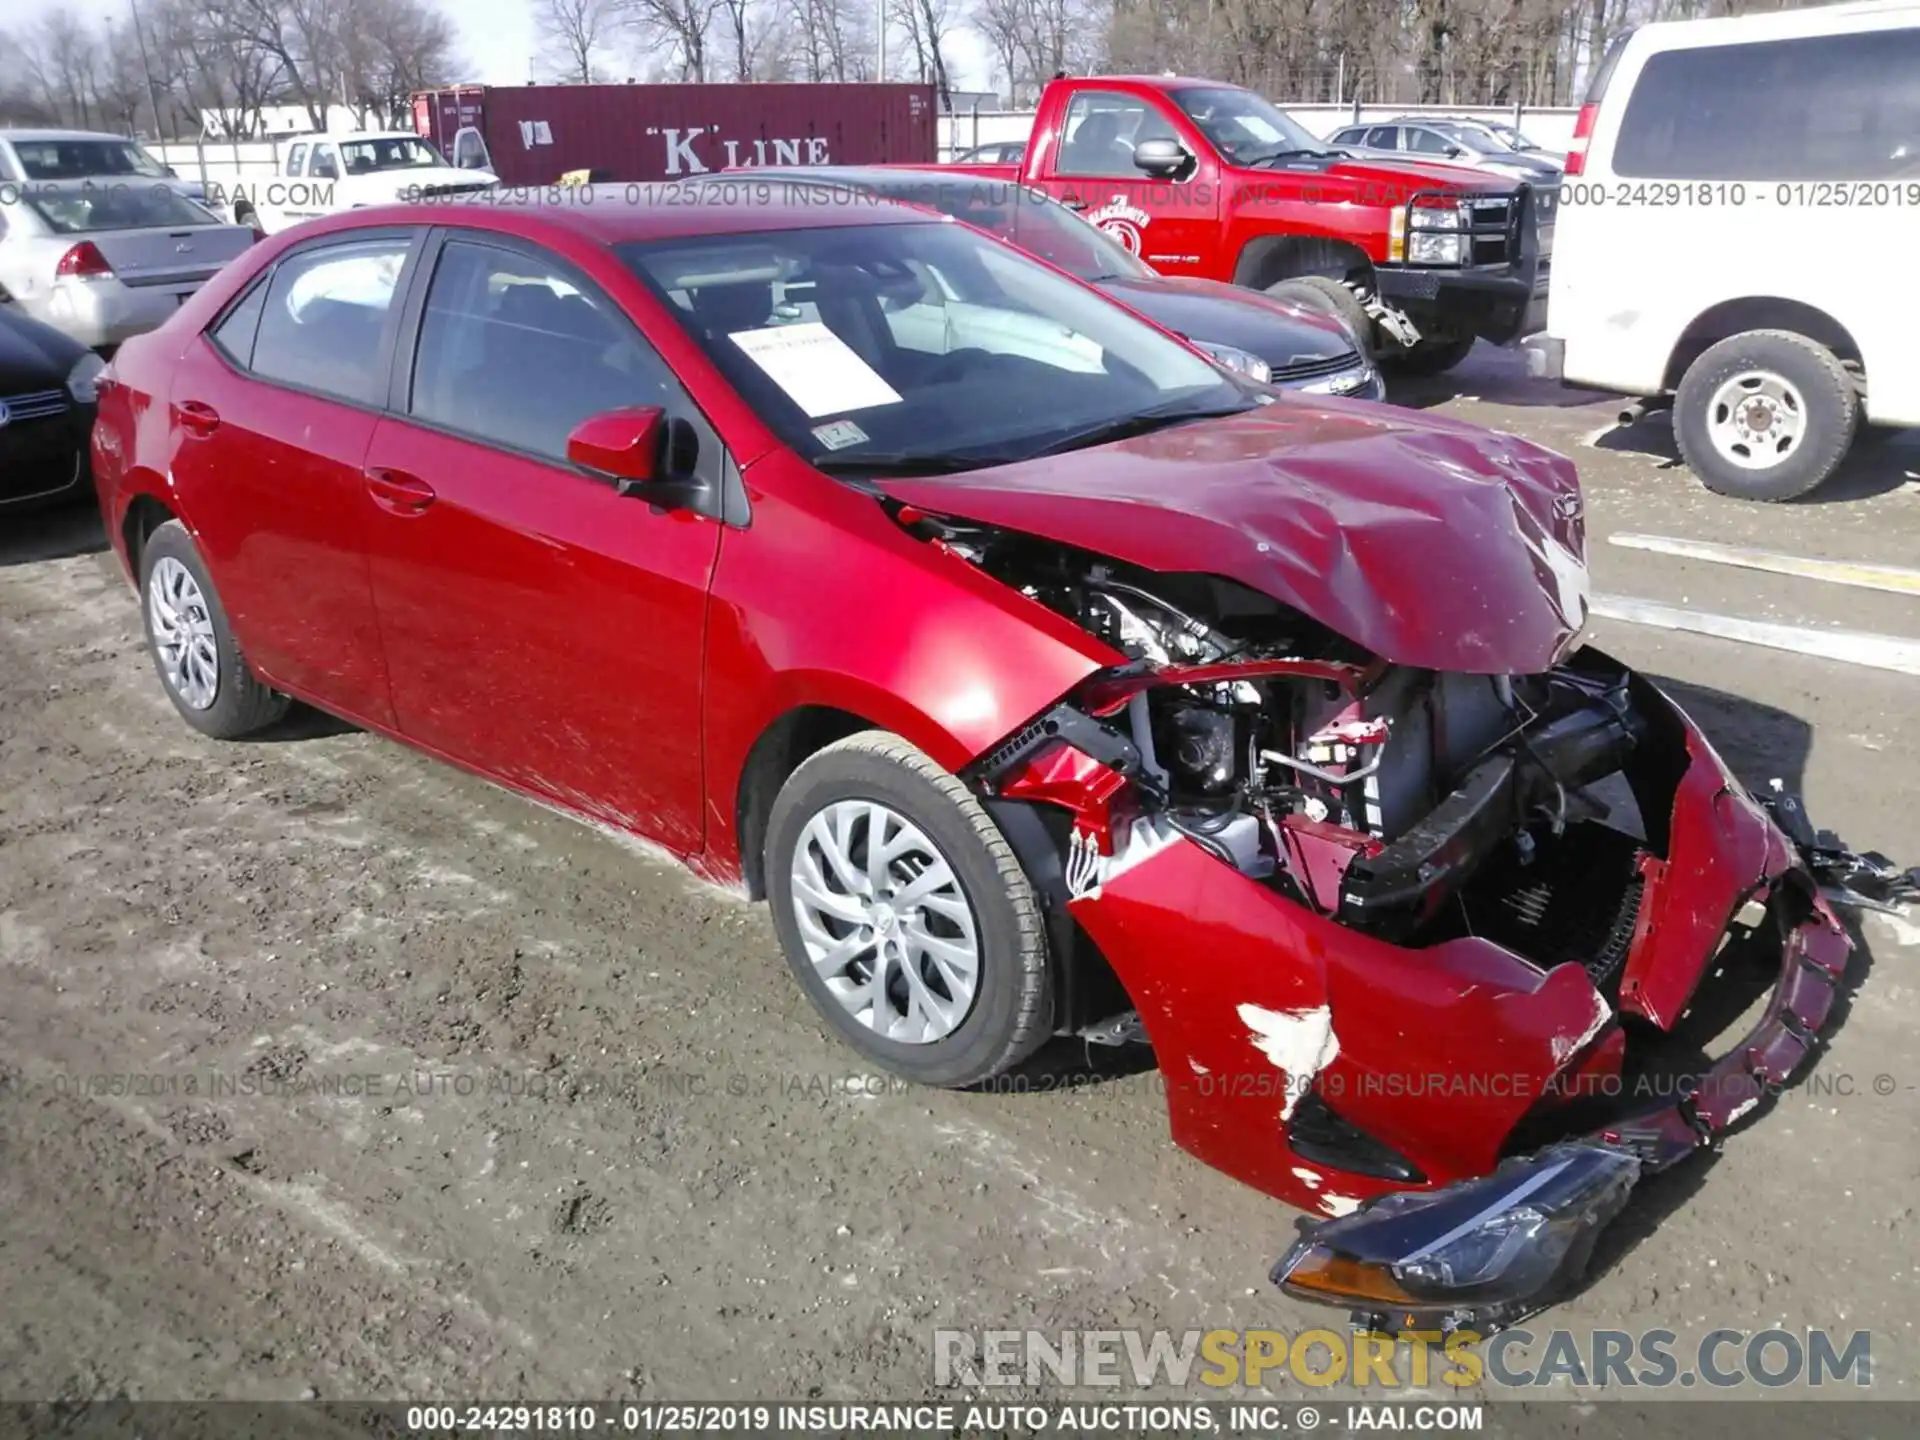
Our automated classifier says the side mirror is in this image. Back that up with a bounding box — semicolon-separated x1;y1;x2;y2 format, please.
163;164;179;178
1445;145;1464;159
566;406;705;508
1132;138;1191;179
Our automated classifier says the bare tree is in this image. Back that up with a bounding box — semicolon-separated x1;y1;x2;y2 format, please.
620;0;717;80
896;0;956;108
538;0;622;82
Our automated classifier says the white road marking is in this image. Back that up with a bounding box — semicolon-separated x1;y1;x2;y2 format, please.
1591;595;1920;676
1610;533;1920;597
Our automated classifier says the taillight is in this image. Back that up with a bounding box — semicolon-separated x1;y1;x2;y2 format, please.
1563;103;1598;176
55;241;113;279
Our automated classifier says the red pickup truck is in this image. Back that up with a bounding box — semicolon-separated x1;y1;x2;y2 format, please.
947;75;1556;374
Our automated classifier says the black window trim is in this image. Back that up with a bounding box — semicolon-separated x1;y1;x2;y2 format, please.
386;225;747;526
199;226;427;416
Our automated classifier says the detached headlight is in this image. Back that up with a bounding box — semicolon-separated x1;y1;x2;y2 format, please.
1272;1144;1640;1330
1409;232;1466;265
67;351;107;405
1190;340;1272;384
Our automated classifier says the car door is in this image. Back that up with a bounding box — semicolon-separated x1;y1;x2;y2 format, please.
1038;89;1220;275
358;230;722;854
164;230;419;727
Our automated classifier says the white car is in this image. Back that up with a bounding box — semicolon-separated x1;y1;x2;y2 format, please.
1526;0;1919;501
0;181;256;350
229;132;496;235
1327;121;1563;183
0;129;202;200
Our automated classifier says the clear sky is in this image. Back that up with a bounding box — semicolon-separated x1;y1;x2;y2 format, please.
19;0;987;96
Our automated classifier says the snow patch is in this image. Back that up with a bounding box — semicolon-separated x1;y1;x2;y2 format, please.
1727;1095;1760;1125
1320;1194;1362;1218
1291;1166;1323;1191
1236;1002;1339;1121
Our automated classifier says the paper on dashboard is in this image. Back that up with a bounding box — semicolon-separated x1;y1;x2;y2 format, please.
729;322;904;418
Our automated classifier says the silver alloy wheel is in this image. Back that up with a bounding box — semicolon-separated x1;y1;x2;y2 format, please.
1706;370;1806;470
147;556;220;710
789;799;981;1043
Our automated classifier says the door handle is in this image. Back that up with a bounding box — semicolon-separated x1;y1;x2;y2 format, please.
174;400;220;438
1061;197;1087;211
364;466;437;516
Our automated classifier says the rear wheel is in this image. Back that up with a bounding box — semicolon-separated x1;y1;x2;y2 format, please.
1264;276;1375;359
140;521;289;738
764;731;1052;1087
1673;330;1858;501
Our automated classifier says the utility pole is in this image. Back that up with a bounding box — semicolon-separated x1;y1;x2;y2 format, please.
127;0;166;140
877;0;886;82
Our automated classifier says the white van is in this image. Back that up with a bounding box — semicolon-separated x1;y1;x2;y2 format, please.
1525;2;1919;501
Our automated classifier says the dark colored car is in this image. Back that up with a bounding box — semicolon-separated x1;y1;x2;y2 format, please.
950;141;1028;165
0;302;101;509
758;166;1383;400
93;187;1863;1331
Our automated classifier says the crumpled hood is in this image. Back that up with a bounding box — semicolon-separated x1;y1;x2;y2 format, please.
880;405;1590;674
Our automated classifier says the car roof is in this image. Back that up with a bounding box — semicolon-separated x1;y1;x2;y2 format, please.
0;129;146;144
750;166;1037;200
351;181;943;244
283;131;424;143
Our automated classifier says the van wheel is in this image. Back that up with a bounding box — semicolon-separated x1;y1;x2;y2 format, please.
1265;276;1375;358
764;731;1052;1088
1674;331;1858;501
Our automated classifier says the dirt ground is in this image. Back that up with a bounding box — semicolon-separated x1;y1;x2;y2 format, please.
3;350;1918;1419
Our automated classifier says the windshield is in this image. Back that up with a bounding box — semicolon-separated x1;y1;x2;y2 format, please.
338;136;449;173
828;179;1154;283
620;220;1248;472
14;138;169;180
24;183;220;233
1174;87;1332;163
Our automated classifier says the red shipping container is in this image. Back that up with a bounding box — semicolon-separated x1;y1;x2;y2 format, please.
411;83;938;187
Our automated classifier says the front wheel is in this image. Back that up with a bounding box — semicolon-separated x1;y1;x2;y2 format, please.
764;731;1053;1087
1673;330;1858;501
1264;276;1376;359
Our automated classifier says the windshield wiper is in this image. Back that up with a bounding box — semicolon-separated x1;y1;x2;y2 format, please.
1024;400;1254;460
811;452;992;477
1254;148;1334;167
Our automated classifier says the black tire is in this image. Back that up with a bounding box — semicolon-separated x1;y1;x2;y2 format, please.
1673;330;1858;502
764;730;1052;1088
1380;333;1476;377
139;520;289;739
1264;276;1375;359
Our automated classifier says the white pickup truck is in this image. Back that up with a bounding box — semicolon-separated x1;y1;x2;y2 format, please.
223;131;496;235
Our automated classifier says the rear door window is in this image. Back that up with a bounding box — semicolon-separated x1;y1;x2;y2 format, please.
1364;126;1399;149
250;237;412;404
1613;27;1920;179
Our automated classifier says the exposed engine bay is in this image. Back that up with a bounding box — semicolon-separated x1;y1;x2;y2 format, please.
917;511;1652;973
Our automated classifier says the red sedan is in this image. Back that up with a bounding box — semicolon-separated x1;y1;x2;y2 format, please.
91;185;1859;1329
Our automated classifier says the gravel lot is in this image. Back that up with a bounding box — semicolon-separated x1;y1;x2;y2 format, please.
3;350;1917;1416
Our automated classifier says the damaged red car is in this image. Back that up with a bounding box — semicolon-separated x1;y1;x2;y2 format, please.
92;187;1865;1330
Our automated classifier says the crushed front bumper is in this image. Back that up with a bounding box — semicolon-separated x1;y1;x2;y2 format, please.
1049;659;1869;1329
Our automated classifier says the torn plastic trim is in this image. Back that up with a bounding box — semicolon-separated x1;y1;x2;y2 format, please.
1271;873;1851;1332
